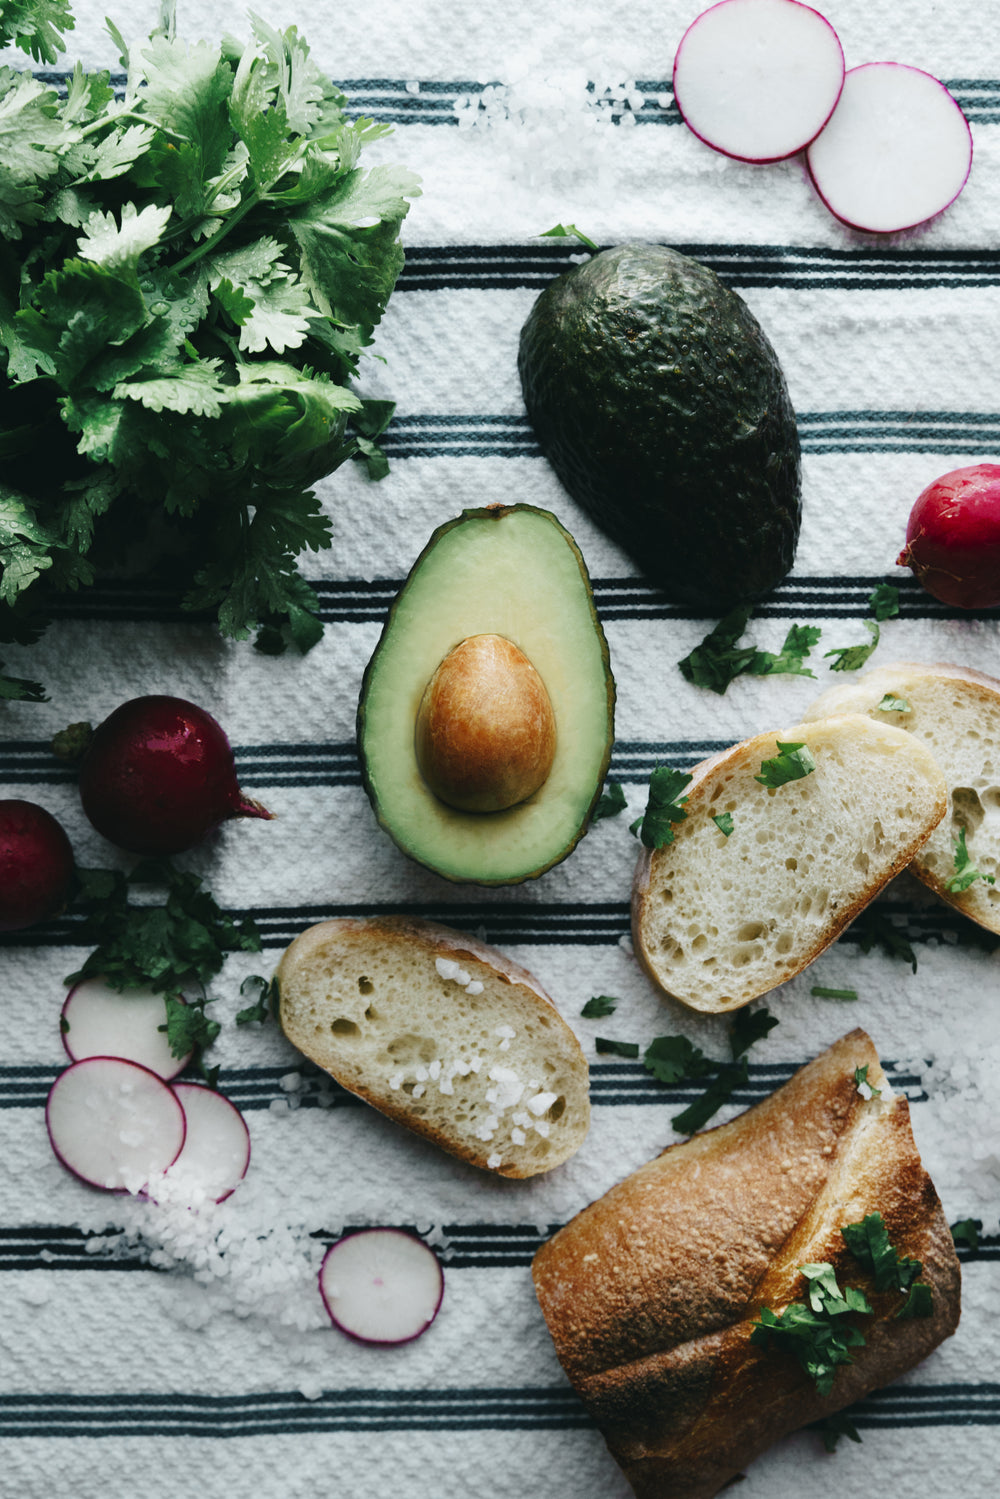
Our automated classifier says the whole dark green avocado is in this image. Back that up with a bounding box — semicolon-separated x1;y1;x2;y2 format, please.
518;242;801;609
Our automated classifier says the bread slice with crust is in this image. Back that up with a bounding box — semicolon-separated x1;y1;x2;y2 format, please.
631;714;947;1013
275;915;590;1178
532;1029;961;1499
804;660;1000;933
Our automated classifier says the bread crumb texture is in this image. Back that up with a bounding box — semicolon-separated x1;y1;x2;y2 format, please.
633;715;947;1011
532;1029;961;1499
276;916;590;1177
804;661;1000;933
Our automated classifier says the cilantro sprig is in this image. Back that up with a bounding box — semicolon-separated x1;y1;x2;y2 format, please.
0;4;420;694
591;780;627;823
65;858;262;1080
630;766;691;849
754;741;816;788
945;827;996;894
678;606;821;695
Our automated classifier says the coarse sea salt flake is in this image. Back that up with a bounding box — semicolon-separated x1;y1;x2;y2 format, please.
511;1127;527;1146
528;1091;557;1116
466;980;484;994
487;1153;502;1169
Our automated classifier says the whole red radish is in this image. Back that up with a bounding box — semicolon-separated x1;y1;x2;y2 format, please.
0;800;75;932
897;464;1000;610
79;695;272;855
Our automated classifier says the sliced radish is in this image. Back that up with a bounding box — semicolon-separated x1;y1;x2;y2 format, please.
673;0;845;163
318;1229;444;1344
46;1057;186;1194
806;63;973;232
61;978;191;1080
161;1082;251;1205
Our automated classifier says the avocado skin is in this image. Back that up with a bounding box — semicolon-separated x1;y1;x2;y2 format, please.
518;243;801;610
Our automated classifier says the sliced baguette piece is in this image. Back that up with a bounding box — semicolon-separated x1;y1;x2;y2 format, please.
803;660;1000;933
632;714;946;1012
275;915;590;1178
532;1029;961;1499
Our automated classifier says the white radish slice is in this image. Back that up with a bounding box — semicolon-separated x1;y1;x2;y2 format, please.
318;1229;444;1344
46;1057;186;1194
673;0;845;163
806;64;973;233
61;978;191;1080
161;1082;251;1205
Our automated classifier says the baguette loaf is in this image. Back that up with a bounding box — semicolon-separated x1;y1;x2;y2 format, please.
275;915;590;1177
631;714;947;1012
804;660;1000;933
532;1029;961;1499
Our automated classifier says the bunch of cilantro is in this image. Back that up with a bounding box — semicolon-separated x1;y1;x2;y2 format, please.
0;0;420;697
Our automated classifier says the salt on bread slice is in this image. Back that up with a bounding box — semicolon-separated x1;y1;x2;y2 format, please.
804;661;1000;933
275;915;590;1178
632;714;946;1012
532;1029;960;1499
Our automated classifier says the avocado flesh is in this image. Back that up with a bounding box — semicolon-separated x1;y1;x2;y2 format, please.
358;505;615;885
518;242;801;610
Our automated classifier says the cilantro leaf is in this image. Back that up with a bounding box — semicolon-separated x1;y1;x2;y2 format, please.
671;1058;748;1134
581;994;618;1019
841;1212;922;1293
630;766;691;849
160;992;221;1060
539;222;599;252
950;1218;982;1253
746;622;821;679
592;780;627;823
235;974;274;1025
946;827;996;894
825;618;880;672
595;1037;639;1058
643;1034;713;1086
896;1282;934;1319
877;694;911;713
869;583;900;621
0;0;75;64
754;741;816;788
712;811;734;837
853;1063;882;1099
678;606;758;694
750;1284;867;1397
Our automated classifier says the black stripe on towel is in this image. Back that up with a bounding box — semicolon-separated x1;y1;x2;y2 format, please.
0;1382;995;1436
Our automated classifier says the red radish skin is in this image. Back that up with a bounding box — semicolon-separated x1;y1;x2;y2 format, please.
46;1056;187;1194
806;63;973;234
673;0;845;164
78;695;272;855
897;464;1000;610
162;1082;251;1204
318;1229;445;1345
61;978;191;1080
0;800;74;932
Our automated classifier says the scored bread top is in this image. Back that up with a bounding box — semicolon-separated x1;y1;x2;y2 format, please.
275;915;590;1178
532;1029;961;1499
631;714;947;1012
804;660;1000;933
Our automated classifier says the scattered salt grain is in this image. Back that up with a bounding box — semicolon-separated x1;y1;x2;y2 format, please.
435;957;471;986
511;1127;527;1146
527;1091;557;1116
268;1098;290;1114
280;1073;301;1093
404;80;420;95
466;981;484;995
487;1153;503;1170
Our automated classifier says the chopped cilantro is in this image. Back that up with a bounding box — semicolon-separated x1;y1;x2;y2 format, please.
950;1218;982;1253
853;1063;882;1099
679;608;819;695
877;694;911;713
671;1058;748;1134
946;827;996;894
643;1034;713;1086
896;1282;934;1319
630;766;691;850
0;0;75;64
825;618;880;672
160;993;221;1060
810;985;859;1001
869;583;900;621
539;222;600;252
235;974;275;1026
591;780;627;823
754;741;816;788
595;1037;639;1058
729;1004;779;1058
581;994;618;1019
840;1212;922;1293
712;811;734;836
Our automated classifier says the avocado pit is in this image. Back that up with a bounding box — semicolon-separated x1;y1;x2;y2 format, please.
415;634;557;813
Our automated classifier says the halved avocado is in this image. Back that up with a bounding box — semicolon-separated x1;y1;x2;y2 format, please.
357;504;615;885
